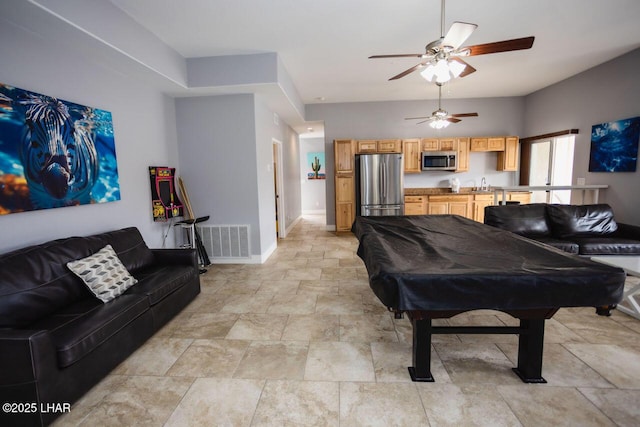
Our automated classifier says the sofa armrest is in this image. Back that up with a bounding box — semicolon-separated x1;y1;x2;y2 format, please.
151;248;198;268
616;223;640;241
0;329;57;386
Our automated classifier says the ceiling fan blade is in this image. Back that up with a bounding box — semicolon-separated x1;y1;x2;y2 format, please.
389;62;426;80
369;53;425;59
450;57;476;77
405;116;431;120
442;21;478;49
451;112;478;117
465;36;535;56
446;117;462;123
416;118;434;125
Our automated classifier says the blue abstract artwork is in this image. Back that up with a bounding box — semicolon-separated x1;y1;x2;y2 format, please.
0;83;120;215
589;116;640;172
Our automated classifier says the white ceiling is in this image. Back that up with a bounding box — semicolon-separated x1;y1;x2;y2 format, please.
109;0;640;107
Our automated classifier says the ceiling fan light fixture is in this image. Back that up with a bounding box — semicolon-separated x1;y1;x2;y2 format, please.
420;58;465;83
429;118;450;129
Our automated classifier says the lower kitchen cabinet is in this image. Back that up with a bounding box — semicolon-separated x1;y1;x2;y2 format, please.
404;195;427;215
427;195;472;219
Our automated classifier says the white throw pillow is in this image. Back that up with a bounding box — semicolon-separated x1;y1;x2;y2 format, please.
67;244;138;303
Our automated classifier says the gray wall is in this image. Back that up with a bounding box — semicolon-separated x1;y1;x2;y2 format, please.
524;48;640;225
307;97;526;226
175;93;301;260
0;2;180;253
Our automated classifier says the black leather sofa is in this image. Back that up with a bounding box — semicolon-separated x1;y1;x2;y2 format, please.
484;203;640;255
0;227;200;426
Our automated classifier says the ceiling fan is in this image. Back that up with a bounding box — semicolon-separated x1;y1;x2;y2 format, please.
405;84;477;128
369;0;535;82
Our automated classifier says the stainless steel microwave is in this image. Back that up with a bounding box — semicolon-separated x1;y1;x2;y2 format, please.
421;151;457;171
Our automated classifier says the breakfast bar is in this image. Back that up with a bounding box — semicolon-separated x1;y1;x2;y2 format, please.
353;215;626;383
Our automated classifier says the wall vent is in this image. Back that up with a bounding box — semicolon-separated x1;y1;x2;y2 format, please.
196;224;251;259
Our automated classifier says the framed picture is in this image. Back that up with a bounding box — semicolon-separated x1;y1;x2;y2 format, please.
589;116;640;172
307;152;326;180
0;83;120;215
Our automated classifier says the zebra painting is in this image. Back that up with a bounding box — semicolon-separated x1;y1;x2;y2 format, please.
0;83;120;214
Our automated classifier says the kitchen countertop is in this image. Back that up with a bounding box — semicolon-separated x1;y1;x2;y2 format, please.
405;187;531;196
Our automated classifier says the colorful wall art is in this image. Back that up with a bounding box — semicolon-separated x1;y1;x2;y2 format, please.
589;116;640;172
307;152;325;180
0;83;120;215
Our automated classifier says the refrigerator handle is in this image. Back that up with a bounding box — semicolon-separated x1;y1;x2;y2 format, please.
381;160;386;199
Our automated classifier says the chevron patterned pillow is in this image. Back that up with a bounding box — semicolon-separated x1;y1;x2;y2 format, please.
67;244;138;303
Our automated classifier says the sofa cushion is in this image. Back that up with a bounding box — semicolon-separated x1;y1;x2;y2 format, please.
484;204;551;236
30;294;149;368
546;204;618;238
67;245;138;303
98;227;156;273
530;237;580;254
571;237;640;255
125;265;198;306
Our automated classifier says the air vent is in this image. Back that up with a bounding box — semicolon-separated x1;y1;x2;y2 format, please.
196;225;250;259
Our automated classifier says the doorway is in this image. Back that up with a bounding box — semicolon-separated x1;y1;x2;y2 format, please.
529;135;576;204
272;139;286;238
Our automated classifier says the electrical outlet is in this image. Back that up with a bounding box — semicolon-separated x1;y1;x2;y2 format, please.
577;177;585;185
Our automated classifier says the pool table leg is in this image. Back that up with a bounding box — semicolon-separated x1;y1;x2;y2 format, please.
408;318;435;382
512;318;547;383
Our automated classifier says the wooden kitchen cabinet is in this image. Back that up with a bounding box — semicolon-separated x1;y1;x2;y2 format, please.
497;136;519;171
335;139;355;174
439;138;456;151
427;195;471;219
421;138;457;152
473;194;494;223
471;137;505;152
356;139;401;153
335;175;355;232
334;140;356;232
456;137;470;172
404;195;427;215
421;138;439;151
402;139;421;173
508;191;531;204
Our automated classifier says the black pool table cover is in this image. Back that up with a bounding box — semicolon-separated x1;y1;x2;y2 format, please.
352;215;625;312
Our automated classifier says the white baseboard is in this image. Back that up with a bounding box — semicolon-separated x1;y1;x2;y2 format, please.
326;224;336;231
302;209;326;215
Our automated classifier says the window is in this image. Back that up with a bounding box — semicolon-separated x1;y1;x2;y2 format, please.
529;135;576;204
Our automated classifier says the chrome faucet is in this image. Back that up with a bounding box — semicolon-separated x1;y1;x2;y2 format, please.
480;177;487;191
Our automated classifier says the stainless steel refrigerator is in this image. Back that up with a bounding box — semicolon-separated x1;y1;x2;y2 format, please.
357;153;404;216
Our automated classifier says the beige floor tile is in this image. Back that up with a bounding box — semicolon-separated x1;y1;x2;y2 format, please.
579;387;640;426
298;279;340;294
225;313;288;340
339;382;429;426
220;292;275;313
305;341;375;382
256;279;300;294
418;384;521;426
214;279;262;294
321;266;358;280
315;294;364;314
564;343;640;388
112;337;193;376
171;312;238;339
281;314;340;341
234;341;309;380
165;378;264;427
285;267;322;280
251;380;339;426
166;339;249;377
339;314;398;343
80;376;194;426
267;293;317;315
435;342;523;384
498;385;615;426
181;292;230;313
498;342;613;387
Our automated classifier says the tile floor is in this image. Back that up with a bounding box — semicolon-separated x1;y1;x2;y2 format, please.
54;215;640;426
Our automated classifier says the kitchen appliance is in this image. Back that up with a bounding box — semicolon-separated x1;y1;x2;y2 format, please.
357;153;404;216
421;151;457;171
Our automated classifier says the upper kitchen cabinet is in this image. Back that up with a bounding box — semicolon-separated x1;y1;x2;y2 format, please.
456;137;470;172
421;138;456;152
470;137;505;152
402;139;421;173
335;139;355;174
497;137;519;171
356;139;401;154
